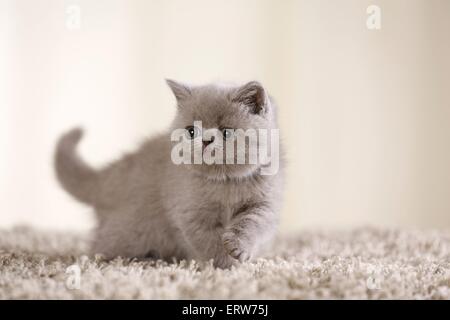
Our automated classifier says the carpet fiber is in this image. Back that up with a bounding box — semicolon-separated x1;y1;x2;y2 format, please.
0;226;449;299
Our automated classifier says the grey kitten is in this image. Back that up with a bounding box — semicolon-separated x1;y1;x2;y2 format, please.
55;80;284;268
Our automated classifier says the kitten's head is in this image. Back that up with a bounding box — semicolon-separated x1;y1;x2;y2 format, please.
167;79;278;181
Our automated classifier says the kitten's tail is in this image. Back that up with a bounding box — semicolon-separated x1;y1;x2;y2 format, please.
54;128;99;205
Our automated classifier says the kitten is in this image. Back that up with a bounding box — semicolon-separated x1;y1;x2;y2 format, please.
55;80;284;268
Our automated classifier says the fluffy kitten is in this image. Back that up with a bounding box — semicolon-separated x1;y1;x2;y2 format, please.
55;80;283;268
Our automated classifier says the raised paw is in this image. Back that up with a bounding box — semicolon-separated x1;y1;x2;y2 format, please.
221;231;251;262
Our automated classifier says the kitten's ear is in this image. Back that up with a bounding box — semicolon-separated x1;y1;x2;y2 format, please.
232;81;268;115
166;79;191;101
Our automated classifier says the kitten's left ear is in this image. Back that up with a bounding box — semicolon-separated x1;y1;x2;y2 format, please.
232;81;268;115
166;79;192;101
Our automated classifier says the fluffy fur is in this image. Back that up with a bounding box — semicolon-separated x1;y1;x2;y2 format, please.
55;80;283;268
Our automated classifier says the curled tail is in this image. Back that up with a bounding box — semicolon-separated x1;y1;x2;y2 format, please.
54;128;99;205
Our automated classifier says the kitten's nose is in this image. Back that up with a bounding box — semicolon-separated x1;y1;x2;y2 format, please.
202;136;215;148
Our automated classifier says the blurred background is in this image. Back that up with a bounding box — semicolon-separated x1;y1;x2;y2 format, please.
1;0;449;232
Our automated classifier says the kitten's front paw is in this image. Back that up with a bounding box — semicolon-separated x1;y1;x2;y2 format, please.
213;252;235;269
221;231;251;262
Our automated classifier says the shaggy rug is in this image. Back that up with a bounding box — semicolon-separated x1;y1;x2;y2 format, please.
0;226;448;299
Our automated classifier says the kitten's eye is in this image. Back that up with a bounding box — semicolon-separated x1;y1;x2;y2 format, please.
222;128;234;140
185;126;200;139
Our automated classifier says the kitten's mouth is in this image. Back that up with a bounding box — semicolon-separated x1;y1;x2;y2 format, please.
203;147;216;158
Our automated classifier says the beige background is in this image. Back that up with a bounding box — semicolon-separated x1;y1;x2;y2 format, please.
1;0;449;232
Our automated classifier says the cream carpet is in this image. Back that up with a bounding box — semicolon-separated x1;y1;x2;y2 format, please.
0;226;448;299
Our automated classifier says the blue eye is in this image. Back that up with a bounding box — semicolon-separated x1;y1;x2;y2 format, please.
222;128;234;140
185;126;200;139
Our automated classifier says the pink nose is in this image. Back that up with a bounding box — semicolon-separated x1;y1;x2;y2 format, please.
202;136;215;148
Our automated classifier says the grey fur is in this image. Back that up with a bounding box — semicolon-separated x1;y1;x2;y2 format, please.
54;80;284;268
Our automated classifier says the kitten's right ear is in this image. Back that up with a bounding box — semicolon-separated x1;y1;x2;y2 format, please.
166;79;191;102
232;81;268;115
